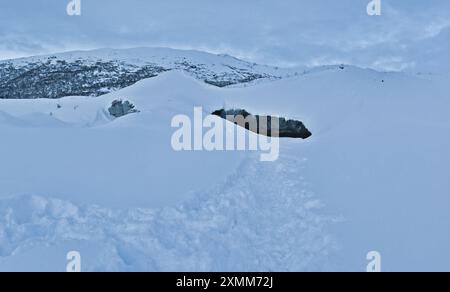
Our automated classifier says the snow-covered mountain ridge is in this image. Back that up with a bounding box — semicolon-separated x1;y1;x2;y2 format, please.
0;47;308;99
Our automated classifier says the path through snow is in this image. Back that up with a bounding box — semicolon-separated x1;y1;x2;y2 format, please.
0;152;337;271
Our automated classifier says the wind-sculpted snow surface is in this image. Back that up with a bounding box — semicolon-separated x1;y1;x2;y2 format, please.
1;63;450;271
0;154;336;272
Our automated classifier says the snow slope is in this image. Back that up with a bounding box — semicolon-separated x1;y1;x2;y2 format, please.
0;66;450;271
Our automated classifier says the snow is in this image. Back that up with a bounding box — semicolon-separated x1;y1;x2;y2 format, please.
0;155;335;272
0;62;450;271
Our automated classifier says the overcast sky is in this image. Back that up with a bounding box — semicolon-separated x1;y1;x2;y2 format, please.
1;0;450;73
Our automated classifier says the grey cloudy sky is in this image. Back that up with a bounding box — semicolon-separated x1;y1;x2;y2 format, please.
1;0;450;73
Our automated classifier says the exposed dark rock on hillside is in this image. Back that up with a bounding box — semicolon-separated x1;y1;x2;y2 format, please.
212;109;312;139
0;59;167;99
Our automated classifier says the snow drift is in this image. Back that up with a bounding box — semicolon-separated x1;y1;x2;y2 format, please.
0;56;450;271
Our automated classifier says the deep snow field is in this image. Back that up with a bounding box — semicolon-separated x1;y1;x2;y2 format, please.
1;66;450;271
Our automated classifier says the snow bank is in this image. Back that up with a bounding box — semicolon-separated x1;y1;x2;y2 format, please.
1;66;450;271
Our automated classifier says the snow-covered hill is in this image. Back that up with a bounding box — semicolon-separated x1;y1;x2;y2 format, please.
0;47;303;99
0;52;450;271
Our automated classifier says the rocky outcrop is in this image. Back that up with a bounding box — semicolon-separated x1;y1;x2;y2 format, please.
108;100;139;118
212;109;312;139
